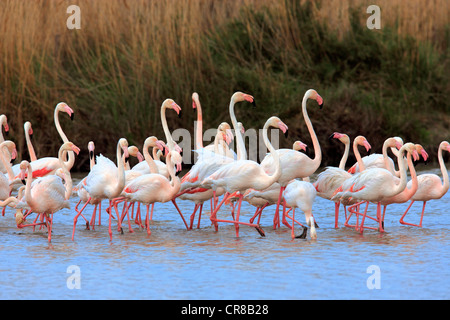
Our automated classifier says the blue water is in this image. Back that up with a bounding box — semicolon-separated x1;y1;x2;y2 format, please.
0;168;449;300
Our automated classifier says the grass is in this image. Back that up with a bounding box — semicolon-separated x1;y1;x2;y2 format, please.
0;0;448;170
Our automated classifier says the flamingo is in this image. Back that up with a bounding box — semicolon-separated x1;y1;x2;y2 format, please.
72;138;129;241
0;141;18;215
400;141;450;227
331;142;417;234
115;150;184;236
16;142;80;242
24;121;37;162
202;116;288;237
283;180;317;239
0;115;11;173
260;89;323;230
11;102;75;184
314;134;371;228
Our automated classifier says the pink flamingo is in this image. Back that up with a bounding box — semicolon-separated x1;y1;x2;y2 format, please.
260;89;323;230
314;134;371;228
72;138;129;241
11;102;75;183
115;150;184;236
0;114;11;173
0;141;18;213
283;180;317;239
202;116;288;237
24;121;37;162
16;142;80;242
400;141;450;227
331;142;417;234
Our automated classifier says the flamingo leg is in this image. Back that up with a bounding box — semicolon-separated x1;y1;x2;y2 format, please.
72;197;91;241
47;213;54;242
171;199;189;230
108;200;113;241
197;204;203;229
249;207;261;224
189;204;200;230
90;204;98;230
273;186;285;229
291;208;296;239
145;204;153;236
334;202;340;228
210;192;231;231
358;201;372;234
234;194;244;237
98;201;102;225
400;200;425;227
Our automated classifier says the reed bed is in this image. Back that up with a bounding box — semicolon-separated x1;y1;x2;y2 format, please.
0;0;448;169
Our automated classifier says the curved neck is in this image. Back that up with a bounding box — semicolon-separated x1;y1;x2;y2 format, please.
54;108;75;170
112;141;126;197
59;149;73;200
339;140;350;170
195;100;204;150
402;151;418;198
438;144;450;196
166;154;181;199
353;140;366;171
0;143;14;181
144;143;159;174
25;126;37;162
302;94;321;164
24;164;36;208
382;140;399;176
161;104;175;151
391;148;409;196
0;196;18;208
262;122;281;185
213;132;223;154
230;98;246;161
89;153;95;170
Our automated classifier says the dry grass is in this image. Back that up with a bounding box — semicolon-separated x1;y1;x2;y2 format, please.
0;0;448;168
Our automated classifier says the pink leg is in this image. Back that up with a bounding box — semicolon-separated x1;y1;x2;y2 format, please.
172;199;189;230
250;207;262;224
334;202;340;228
273;186;285;229
197;204;203;229
358;201;371;234
90;204;97;230
145;204;154;236
47;213;54;242
72;198;91;241
210;192;231;231
108;200;113;241
234;194;244;237
189;204;200;230
291;208;296;239
98;201;102;225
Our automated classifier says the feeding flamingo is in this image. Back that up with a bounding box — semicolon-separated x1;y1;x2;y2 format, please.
283;179;317;239
260;89;323;230
202;116;288;237
400;141;450;227
331;142;417;234
16;142;80;242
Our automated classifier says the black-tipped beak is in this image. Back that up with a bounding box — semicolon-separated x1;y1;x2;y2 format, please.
10;158;15;164
319;102;324;109
284;129;288;138
21;179;26;185
328;133;334;141
29;133;33;141
295;226;308;239
178;110;182;118
5;130;9;136
304;146;309;156
89;151;94;160
70;113;74;121
124;156;130;163
424;159;428;165
251;99;256;107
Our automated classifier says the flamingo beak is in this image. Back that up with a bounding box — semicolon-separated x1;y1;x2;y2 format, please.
421;149;429;164
244;94;256;106
395;141;403;150
64;105;75;120
19;169;26;184
316;94;324;109
192;100;196;109
225;129;233;145
122;146;130;162
4;124;9;136
11;148;17;160
72;145;80;155
412;150;419;162
89;150;94;160
363;141;372;153
279;122;289;138
156;141;165;152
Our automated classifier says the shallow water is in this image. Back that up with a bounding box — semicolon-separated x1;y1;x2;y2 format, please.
0;167;449;300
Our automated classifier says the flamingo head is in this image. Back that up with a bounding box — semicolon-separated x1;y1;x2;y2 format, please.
171;100;182;118
270;116;289;138
393;137;404;150
293;141;307;152
1;115;9;136
169;151;183;175
232;92;256;106
19;160;30;184
24;121;33;140
119;138;129;161
128;146;144;163
62;142;80;155
57;102;75;121
238;122;245;134
442;141;450;153
88;141;95;160
306;89;324;109
156;140;166;153
415;144;429;163
218;122;233;145
356;136;371;153
192;92;200;109
329;132;350;145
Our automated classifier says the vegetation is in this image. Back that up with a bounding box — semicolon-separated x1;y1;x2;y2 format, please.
0;0;448;170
